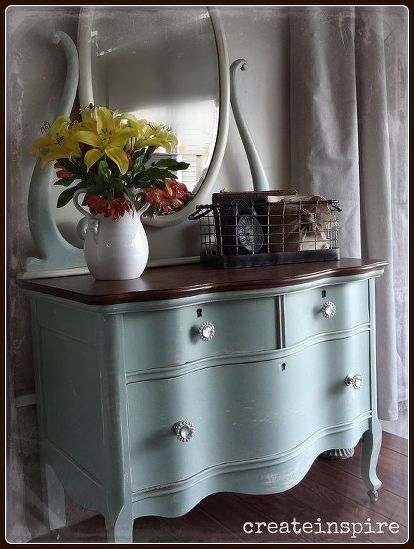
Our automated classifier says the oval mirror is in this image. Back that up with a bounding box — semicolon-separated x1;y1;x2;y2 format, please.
78;6;229;227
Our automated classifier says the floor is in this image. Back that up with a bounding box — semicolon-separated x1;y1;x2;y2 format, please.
32;432;408;544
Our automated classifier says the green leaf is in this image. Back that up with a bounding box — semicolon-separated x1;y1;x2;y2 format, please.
142;146;156;164
130;175;143;188
82;184;102;197
98;160;110;182
124;186;137;207
145;204;155;217
153;159;190;171
131;160;144;174
144;166;171;180
56;183;83;208
91;172;103;186
111;177;125;198
121;171;132;183
56;158;79;175
132;148;145;161
53;176;77;187
164;172;178;180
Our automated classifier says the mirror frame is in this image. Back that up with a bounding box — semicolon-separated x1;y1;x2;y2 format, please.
77;6;229;228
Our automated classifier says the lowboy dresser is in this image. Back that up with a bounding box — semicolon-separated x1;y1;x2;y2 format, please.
20;259;386;542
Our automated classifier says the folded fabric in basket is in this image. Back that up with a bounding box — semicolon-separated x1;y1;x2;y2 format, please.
267;195;337;252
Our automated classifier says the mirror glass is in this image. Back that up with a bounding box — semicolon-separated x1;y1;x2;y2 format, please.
84;6;220;199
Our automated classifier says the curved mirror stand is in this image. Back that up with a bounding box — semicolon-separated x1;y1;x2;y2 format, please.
25;31;86;274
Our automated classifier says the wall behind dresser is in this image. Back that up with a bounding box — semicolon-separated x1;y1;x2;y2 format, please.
6;5;290;540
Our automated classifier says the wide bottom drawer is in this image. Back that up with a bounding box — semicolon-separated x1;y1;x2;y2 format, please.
127;331;371;492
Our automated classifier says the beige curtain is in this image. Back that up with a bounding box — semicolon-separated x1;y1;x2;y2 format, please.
289;6;408;420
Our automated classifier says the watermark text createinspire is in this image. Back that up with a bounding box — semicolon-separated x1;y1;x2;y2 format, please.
242;518;400;539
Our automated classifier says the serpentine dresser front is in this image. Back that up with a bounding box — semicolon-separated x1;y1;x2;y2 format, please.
20;259;386;542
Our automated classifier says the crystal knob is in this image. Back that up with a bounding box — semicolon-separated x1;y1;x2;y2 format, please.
199;321;215;341
322;301;336;319
344;373;363;390
173;420;195;442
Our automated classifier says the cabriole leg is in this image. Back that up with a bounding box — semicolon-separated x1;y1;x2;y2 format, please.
105;510;133;543
43;463;66;531
361;418;382;502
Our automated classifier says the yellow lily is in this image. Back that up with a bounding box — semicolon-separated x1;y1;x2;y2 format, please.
125;116;178;153
79;104;98;121
139;123;178;152
30;115;81;166
75;107;136;174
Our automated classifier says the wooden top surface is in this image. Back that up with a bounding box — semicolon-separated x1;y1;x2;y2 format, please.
19;259;387;306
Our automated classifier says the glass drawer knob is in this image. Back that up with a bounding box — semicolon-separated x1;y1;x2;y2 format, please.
344;373;363;390
173;420;195;442
322;301;336;319
199;321;215;341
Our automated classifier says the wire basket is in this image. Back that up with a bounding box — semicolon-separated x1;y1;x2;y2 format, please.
188;195;341;268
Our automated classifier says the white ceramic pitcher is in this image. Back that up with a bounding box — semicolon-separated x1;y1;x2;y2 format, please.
73;190;150;280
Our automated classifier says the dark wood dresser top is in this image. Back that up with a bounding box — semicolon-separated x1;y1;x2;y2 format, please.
18;259;387;306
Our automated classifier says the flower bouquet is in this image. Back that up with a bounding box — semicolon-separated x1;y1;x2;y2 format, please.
30;105;190;280
31;105;190;218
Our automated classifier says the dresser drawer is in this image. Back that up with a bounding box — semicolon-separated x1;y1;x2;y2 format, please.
123;297;278;373
283;280;369;346
127;331;370;492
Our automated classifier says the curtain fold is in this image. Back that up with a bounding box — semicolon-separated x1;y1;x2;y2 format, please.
289;6;407;420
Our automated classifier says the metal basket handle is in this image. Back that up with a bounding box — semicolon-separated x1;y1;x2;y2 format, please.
188;205;215;220
330;200;342;212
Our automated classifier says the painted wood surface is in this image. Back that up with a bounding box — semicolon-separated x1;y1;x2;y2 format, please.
283;279;369;346
25;31;86;273
123;296;278;372
230;59;270;191
24;262;385;542
127;332;371;492
32;431;408;543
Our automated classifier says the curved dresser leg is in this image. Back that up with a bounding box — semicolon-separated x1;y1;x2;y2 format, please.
44;463;66;530
105;510;134;543
361;418;382;502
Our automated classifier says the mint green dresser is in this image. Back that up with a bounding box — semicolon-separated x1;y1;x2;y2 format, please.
20;259;386;542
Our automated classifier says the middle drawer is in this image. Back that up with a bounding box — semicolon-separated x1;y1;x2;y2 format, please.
123;296;278;373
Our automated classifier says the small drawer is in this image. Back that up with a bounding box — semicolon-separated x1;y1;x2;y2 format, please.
127;332;371;492
283;280;369;347
123;297;278;373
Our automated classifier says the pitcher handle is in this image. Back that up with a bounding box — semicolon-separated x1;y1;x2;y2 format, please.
136;202;151;217
73;189;94;218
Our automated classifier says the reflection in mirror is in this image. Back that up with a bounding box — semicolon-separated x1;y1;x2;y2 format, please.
85;6;220;197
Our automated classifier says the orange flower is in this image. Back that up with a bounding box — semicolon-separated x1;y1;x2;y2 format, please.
164;178;189;201
144;187;172;213
142;179;189;214
53;161;72;179
83;195;132;220
108;198;132;220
